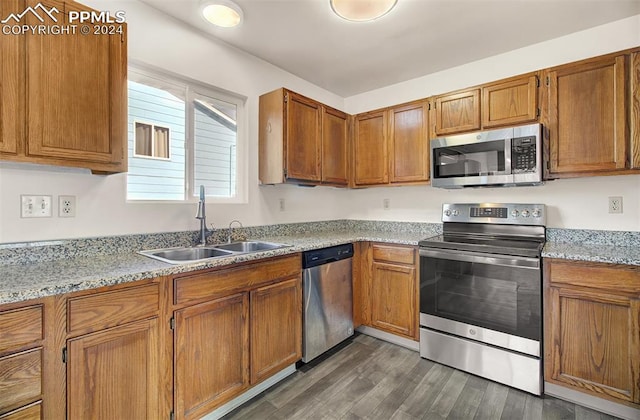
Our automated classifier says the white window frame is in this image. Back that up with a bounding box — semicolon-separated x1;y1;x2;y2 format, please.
127;62;248;204
132;119;172;161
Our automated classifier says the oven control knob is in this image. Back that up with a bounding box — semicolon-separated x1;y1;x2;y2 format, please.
444;209;452;217
521;209;530;218
511;209;519;217
532;208;541;218
452;209;459;216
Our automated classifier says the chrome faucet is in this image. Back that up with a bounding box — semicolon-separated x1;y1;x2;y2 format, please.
227;220;243;243
196;185;210;246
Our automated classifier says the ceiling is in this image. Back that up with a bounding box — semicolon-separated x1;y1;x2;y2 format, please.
141;0;640;97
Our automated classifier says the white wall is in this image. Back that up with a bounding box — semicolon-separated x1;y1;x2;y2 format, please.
0;7;639;244
340;14;640;232
0;0;346;244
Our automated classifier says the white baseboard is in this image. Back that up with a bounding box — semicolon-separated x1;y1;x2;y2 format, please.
544;382;640;420
200;364;297;420
356;326;419;351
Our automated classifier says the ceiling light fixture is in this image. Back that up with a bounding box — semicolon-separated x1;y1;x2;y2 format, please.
200;0;243;28
330;0;397;22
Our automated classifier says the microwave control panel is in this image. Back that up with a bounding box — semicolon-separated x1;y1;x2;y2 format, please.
511;136;537;173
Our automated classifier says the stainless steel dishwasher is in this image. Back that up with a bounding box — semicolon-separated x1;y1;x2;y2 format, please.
302;243;354;363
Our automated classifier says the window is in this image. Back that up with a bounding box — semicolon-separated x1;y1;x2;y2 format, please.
127;66;246;202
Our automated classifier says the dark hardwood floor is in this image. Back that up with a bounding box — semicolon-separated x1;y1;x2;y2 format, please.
223;334;620;420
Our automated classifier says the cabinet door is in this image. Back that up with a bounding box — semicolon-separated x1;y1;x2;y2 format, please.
546;286;640;404
631;51;640;169
370;262;417;339
545;55;628;176
353;111;388;185
322;107;349;185
285;92;322;182
389;101;429;183
67;318;160;419
434;89;481;136
482;75;538;128
174;293;249;420
25;0;126;172
250;277;301;384
0;0;24;155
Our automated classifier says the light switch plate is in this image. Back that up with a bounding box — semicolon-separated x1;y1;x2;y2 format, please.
21;195;53;218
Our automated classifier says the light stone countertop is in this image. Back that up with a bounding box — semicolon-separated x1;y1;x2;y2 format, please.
3;222;639;306
541;241;640;266
0;230;427;305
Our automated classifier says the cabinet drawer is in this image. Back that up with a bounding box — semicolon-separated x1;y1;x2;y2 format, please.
174;255;301;305
547;259;640;294
0;402;41;420
0;306;43;355
372;245;415;265
0;350;42;415
67;284;159;335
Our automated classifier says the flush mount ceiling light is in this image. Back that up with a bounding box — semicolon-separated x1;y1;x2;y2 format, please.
330;0;397;22
200;0;243;28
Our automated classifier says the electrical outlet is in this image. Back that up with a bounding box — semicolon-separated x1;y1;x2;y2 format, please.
279;198;286;212
21;195;52;218
608;196;623;214
59;195;76;217
383;198;390;210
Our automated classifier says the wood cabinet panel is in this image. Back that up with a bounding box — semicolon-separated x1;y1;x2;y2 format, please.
174;293;249;420
545;259;640;407
631;51;640;169
322;107;349;185
0;402;41;420
67;318;160;419
174;255;301;306
67;284;159;335
389;101;429;183
0;350;42;415
353;111;388;185
250;278;302;384
370;262;417;339
285;92;322;182
0;0;23;155
24;0;126;173
546;54;628;176
0;307;43;355
372;244;415;265
434;89;481;135
482;75;538;128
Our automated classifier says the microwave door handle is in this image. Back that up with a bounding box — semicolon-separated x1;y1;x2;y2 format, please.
419;248;539;269
505;137;512;175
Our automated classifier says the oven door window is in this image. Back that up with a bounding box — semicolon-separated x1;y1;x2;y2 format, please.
420;254;540;341
433;140;507;178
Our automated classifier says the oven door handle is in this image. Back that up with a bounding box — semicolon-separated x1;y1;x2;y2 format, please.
419;248;540;269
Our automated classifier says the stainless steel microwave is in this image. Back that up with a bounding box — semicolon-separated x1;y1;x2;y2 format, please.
430;123;542;189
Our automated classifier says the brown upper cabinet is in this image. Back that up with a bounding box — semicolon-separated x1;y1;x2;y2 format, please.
259;88;349;186
353;100;429;187
353;110;388;186
482;75;539;129
431;73;539;137
543;51;638;178
0;0;127;174
432;88;481;136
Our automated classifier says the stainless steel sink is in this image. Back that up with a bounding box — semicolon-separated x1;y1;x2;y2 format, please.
139;246;235;264
139;241;291;264
212;241;290;253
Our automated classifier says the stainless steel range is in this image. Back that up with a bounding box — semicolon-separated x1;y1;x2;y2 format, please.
419;203;546;395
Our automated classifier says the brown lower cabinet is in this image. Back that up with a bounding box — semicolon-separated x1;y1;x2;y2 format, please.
354;242;419;341
172;255;302;420
0;255;302;420
544;259;640;408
